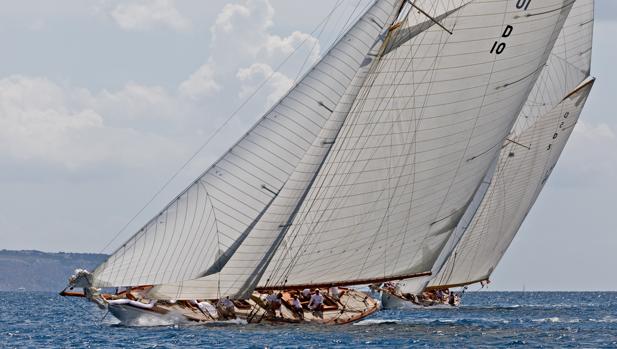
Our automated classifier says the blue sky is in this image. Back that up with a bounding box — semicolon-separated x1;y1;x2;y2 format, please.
0;0;615;291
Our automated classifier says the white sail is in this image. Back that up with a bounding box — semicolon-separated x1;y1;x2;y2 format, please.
93;0;404;288
98;0;577;300
150;0;576;300
258;0;575;290
428;0;594;289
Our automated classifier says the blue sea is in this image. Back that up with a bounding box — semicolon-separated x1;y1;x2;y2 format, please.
1;291;616;348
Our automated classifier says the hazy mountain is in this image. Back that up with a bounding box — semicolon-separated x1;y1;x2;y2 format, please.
0;250;107;292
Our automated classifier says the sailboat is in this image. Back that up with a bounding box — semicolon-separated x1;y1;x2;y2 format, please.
61;0;588;325
382;0;595;309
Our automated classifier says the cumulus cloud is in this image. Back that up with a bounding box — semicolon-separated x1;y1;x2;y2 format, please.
0;75;186;171
110;0;191;32
194;0;319;110
179;61;221;100
0;0;320;176
208;0;320;65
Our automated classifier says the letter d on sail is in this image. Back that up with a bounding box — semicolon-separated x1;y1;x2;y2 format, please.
502;25;513;38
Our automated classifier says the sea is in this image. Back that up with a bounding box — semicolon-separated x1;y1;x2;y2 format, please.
1;291;616;348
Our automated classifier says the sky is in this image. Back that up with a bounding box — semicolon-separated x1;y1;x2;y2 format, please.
0;0;615;291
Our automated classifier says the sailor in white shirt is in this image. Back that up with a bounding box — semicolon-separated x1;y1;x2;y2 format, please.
308;289;324;311
291;295;304;319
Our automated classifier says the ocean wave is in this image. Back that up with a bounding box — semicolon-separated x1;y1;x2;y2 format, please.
353;319;400;326
355;317;512;326
531;317;580;323
589;316;617;323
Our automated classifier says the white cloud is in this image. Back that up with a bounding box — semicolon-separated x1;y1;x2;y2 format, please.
192;0;319;108
211;0;275;57
0;75;185;171
208;0;319;66
0;0;321;175
179;61;221;100
111;0;191;32
237;63;293;109
264;31;320;64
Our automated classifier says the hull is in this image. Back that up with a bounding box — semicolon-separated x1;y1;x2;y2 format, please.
96;288;379;326
381;291;459;310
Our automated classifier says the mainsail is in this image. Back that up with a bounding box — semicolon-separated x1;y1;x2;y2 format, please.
428;0;595;289
90;0;582;301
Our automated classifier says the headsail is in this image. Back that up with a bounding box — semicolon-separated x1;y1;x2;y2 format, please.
92;0;404;289
428;0;595;290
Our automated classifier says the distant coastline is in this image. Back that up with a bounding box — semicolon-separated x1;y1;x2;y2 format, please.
0;250;106;291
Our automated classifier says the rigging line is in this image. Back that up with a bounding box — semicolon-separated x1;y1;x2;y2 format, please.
98;0;351;255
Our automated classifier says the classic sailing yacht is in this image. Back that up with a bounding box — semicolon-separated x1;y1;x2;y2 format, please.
61;0;586;324
382;0;596;309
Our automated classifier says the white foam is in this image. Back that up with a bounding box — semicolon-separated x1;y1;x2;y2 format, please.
353;319;400;326
131;312;188;327
532;317;580;323
216;318;248;325
590;316;617;323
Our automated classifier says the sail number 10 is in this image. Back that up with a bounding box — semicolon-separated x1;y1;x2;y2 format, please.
489;0;532;55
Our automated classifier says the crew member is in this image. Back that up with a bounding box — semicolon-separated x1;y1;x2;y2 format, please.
309;289;324;318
